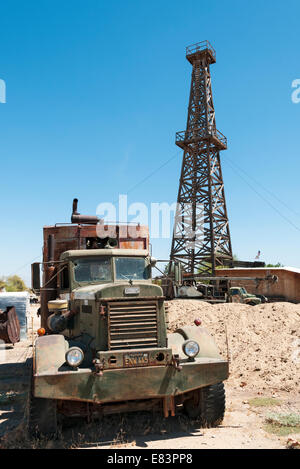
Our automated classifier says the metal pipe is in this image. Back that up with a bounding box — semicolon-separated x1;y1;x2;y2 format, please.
72;198;79;215
71;198;101;225
47;234;55;263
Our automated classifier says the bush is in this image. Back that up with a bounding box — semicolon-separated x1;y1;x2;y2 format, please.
0;275;27;292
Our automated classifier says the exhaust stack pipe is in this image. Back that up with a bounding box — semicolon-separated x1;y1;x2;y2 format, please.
71;198;102;225
72;198;79;216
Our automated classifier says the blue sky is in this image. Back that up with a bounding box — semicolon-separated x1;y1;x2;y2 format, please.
0;0;299;285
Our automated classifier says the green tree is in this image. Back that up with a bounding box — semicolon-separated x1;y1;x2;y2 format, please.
4;275;27;292
164;263;170;275
265;262;284;268
0;277;6;290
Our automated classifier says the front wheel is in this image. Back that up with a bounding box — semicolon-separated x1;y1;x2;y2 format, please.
183;382;225;427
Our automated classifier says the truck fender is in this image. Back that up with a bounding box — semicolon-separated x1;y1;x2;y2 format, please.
168;325;221;360
34;334;69;375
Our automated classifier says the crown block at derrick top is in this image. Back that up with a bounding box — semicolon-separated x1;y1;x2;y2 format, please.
186;40;216;65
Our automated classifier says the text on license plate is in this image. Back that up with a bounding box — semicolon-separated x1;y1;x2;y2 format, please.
124;352;149;367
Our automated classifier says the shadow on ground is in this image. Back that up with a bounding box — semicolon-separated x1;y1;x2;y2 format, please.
3;410;216;449
65;411;210;449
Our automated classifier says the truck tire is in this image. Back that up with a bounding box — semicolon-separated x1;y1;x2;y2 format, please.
29;395;58;438
249;301;257;306
183;382;225;427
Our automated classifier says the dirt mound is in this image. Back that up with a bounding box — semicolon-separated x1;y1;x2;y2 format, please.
168;300;300;394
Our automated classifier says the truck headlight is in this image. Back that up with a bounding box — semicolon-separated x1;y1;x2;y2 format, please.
65;347;84;368
182;340;200;358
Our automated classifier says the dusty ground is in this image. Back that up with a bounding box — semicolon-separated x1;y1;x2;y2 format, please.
1;301;299;449
83;388;299;450
0;305;39;445
70;300;300;450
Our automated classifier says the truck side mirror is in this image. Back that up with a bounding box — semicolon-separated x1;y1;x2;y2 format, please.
31;263;41;292
150;257;157;267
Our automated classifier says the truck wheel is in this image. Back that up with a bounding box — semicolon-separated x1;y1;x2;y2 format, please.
183;382;225;427
29;395;58;438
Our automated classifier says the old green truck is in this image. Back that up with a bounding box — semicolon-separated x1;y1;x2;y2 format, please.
30;200;229;435
229;286;262;305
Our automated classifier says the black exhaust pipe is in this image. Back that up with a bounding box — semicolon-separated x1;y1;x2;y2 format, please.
72;198;79;215
71;198;101;225
47;234;55;262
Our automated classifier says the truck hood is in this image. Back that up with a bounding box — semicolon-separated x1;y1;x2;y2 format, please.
73;282;163;300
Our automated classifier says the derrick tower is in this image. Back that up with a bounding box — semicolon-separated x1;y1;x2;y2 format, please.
170;41;233;275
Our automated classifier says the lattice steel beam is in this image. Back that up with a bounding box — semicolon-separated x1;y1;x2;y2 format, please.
170;41;233;276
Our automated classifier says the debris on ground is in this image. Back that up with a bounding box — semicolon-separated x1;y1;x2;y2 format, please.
286;438;300;449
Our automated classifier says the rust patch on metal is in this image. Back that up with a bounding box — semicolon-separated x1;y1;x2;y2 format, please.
0;306;20;344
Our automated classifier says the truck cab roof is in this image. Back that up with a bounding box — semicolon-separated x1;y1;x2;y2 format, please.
60;249;150;260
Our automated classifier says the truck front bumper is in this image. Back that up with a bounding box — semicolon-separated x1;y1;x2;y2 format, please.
34;358;229;404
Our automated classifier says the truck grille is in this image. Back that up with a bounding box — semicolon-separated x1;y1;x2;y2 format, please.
107;301;158;350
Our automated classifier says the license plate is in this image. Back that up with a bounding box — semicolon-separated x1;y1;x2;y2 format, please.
124;287;140;295
124;352;149;367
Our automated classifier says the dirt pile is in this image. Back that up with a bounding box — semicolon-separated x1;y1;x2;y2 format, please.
168;300;300;393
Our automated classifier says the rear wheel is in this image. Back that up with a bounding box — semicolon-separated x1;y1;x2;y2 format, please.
29;395;58;438
183;382;225;427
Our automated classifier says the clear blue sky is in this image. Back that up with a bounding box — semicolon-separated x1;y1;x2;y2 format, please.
0;0;299;285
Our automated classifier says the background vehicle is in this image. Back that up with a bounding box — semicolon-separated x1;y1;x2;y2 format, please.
160;261;271;304
229;287;261;305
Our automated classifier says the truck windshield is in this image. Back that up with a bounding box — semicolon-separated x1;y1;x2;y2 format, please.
115;257;150;280
73;257;112;283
